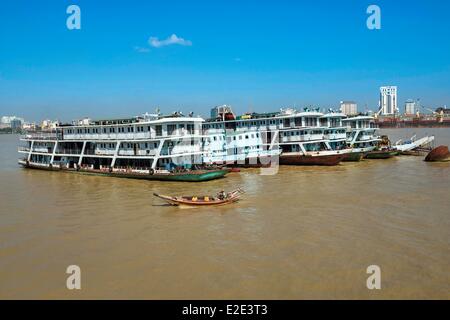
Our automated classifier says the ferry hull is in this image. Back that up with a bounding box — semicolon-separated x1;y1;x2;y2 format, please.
343;152;365;162
206;155;278;168
365;151;398;159
19;162;228;182
279;154;346;166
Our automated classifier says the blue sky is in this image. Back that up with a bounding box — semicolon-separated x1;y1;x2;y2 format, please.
0;0;449;122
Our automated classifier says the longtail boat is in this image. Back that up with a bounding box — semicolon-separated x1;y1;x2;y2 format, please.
154;188;244;206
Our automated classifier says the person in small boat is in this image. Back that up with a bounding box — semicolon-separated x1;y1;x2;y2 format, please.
217;190;226;200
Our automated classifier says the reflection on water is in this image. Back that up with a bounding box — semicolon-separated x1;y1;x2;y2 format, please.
0;130;449;299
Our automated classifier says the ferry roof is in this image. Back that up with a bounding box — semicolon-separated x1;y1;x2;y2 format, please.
91;117;141;125
205;110;324;123
66;116;204;128
342;116;374;122
320;112;347;118
151;117;204;124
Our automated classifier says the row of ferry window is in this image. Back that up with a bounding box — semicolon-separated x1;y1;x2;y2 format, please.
64;119;337;135
95;142;160;149
205;119;284;129
65;124;195;136
324;129;346;134
282;130;323;136
208;133;260;142
211;145;261;153
204;118;326;129
121;142;159;149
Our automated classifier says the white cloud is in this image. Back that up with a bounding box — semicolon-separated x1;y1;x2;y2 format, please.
134;46;150;53
148;34;192;48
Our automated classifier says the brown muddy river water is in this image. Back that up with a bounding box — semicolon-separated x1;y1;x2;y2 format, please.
0;129;449;299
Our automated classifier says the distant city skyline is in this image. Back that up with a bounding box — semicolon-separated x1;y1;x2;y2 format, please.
1;0;449;122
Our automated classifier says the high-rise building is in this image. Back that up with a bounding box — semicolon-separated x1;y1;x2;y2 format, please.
404;99;416;115
1;115;24;124
10;118;23;130
339;101;358;115
379;86;398;115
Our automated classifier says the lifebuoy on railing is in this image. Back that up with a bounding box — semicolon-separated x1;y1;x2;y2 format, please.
149;168;155;175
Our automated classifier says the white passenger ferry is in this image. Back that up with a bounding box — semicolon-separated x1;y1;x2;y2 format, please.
342;116;381;161
18;112;229;182
202;106;281;167
203;106;351;166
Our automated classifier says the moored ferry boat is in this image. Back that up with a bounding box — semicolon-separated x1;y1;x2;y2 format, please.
18;112;228;182
202;105;281;167
272;108;351;165
342;116;381;161
203;106;350;166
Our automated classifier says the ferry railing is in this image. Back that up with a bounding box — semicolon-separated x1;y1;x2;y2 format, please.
33;147;53;153
117;150;157;156
359;135;373;141
55;149;83;155
323;133;347;140
22;132;59;140
18;147;31;152
281;134;323;142
112;166;151;173
84;149;115;156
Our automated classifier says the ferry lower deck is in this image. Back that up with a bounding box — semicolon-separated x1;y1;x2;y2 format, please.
17;159;229;182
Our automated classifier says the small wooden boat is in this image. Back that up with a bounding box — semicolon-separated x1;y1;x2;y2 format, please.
154;188;244;206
